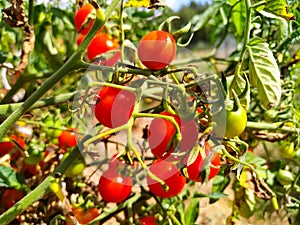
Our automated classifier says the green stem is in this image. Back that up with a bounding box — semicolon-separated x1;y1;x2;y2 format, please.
0;91;79;117
0;0;120;139
229;0;252;90
221;146;260;178
247;121;299;133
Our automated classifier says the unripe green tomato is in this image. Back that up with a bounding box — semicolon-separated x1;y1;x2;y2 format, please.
263;109;277;122
225;106;247;138
61;152;85;178
43;117;62;140
276;169;294;186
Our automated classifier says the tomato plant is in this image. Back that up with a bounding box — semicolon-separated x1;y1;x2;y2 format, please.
138;30;176;70
1;0;300;224
146;160;186;198
94;86;136;128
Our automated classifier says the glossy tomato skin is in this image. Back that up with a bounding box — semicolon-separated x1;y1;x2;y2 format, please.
185;143;220;182
148;111;198;161
225;107;247;138
58;129;77;149
66;207;100;225
74;3;95;34
87;33;120;61
0;135;25;158
1;189;24;209
140;216;157;225
94;86;136;128
138;30;176;70
147;160;186;198
98;169;132;203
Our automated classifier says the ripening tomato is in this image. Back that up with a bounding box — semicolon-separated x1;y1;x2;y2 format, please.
66;207;100;225
140;216;157;225
1;189;24;209
147;160;186;198
98;169;132;203
148;111;198;161
74;3;96;34
87;33;120;62
184;143;220;182
58;129;77;149
138;30;176;70
94;86;136;128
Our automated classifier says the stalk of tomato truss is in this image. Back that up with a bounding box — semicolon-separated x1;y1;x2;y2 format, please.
0;0;117;139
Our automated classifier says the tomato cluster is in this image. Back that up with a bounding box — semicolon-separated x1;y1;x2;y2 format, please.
74;3;120;65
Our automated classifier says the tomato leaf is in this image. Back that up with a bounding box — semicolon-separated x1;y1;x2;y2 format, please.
0;166;24;189
184;198;199;225
254;0;295;21
247;37;281;109
229;0;246;38
210;175;230;203
191;0;224;32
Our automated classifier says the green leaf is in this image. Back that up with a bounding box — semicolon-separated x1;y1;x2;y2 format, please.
184;198;199;225
191;0;224;32
0;166;24;189
229;0;246;38
210;175;230;203
247;37;281;109
255;0;295;21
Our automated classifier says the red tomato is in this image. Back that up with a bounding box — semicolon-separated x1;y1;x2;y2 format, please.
98;169;132;203
140;216;157;225
74;3;95;34
76;33;85;46
0;135;25;160
184;143;221;182
94;86;136;128
58;129;77;149
87;33;120;61
138;30;176;70
66;207;100;225
1;189;24;209
148;111;198;161
147;160;186;198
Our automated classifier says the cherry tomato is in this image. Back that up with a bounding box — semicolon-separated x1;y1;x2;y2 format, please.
147;160;186;198
66;207;100;225
94;86;136;128
224;106;247;138
148;111;198;161
140;216;157;225
43;116;62;140
1;189;24;209
138;30;176;70
184;143;220;182
87;33;120;62
58;129;77;149
74;3;95;34
98;169;132;203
